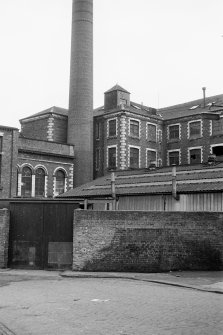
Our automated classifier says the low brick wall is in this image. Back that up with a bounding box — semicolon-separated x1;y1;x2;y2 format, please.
0;209;10;268
73;211;223;272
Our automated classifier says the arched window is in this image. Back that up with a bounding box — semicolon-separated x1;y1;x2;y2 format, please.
35;168;45;197
21;166;32;197
55;170;65;195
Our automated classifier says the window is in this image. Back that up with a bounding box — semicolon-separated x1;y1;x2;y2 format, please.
157;129;162;142
21;166;32;197
147;150;157;167
212;145;223;160
169;124;180;140
35;168;45;197
108;147;116;169
95;149;100;170
212;117;223;136
147;123;157;142
189;148;202;164
130;147;139;168
55;170;65;195
130;119;140;137
189;121;201;138
168;151;180;166
95;123;100;140
108;119;116;137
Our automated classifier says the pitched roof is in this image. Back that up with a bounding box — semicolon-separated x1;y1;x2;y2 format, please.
59;163;223;199
159;94;223;120
20;106;68;122
104;84;130;94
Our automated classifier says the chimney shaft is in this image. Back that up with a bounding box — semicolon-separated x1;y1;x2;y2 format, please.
202;87;206;108
68;0;93;187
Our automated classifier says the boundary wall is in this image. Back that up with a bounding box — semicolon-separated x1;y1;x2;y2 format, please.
73;211;223;272
0;209;9;268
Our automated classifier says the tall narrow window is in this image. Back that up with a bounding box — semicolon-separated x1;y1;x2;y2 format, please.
147;150;157;167
147;123;157;142
35;168;45;197
55;170;65;195
108;119;117;137
130;119;139;137
21;166;32;197
168;151;179;166
95;123;100;140
108;147;116;169
130;147;139;168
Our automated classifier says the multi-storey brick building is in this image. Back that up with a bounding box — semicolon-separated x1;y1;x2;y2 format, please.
93;85;223;179
0;84;223;199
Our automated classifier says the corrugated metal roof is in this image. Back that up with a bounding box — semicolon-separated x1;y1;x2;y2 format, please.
59;163;223;199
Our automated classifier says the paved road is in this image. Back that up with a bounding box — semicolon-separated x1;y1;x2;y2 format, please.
0;274;222;335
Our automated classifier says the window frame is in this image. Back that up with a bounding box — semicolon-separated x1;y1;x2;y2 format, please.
146;122;157;142
107;118;117;138
95;148;100;171
168;123;181;141
188;146;203;164
167;149;181;166
129;145;140;169
107;145;117;170
146;149;157;168
188;120;202;139
129;118;140;138
95;122;100;140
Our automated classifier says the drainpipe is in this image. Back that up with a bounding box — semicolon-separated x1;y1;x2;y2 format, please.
111;172;116;210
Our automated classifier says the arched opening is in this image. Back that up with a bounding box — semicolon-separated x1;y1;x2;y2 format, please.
21;166;32;197
55;170;66;195
35;168;45;197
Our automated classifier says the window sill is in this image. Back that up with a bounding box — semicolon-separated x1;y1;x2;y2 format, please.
107;136;117;139
188;136;202;140
129;135;140;140
168;138;180;143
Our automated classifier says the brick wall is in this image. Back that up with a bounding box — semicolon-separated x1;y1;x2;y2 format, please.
73;211;223;272
0;209;9;268
0;127;19;198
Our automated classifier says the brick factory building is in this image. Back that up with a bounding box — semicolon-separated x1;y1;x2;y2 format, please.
1;0;223;199
0;85;223;200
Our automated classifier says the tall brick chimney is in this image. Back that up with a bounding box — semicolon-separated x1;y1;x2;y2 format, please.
68;0;93;187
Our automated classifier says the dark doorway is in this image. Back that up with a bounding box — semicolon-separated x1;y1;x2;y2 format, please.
8;200;79;270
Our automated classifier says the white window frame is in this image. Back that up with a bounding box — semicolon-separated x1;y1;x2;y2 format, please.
210;143;223;154
146;122;157;142
107;118;117;137
128;145;141;168
210;115;223;136
167;123;181;140
188;146;203;164
167;149;181;166
107;145;117;169
187;119;202;139
146;148;157;168
53;167;68;197
129;118;141;138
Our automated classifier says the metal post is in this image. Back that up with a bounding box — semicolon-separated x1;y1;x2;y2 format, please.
172;165;177;199
111;172;116;210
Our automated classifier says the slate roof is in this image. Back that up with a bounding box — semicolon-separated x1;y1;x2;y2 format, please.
104;84;130;94
20;106;68;122
59;163;223;199
159;94;223;120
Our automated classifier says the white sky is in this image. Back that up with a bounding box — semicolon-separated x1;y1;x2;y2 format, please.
0;0;223;128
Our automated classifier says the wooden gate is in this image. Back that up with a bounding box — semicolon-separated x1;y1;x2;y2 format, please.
8;200;79;270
